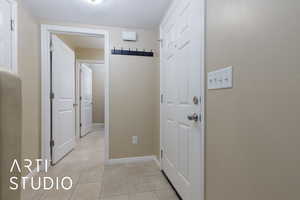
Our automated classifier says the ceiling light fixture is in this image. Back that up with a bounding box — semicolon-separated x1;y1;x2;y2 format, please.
87;0;104;5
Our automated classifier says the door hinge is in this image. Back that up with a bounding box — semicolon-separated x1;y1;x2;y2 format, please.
50;92;55;100
50;40;54;52
158;39;164;48
10;19;15;31
161;150;163;159
50;140;55;147
160;94;164;104
80;96;82;101
80;123;82;127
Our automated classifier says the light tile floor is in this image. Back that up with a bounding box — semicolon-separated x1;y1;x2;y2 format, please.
22;130;179;200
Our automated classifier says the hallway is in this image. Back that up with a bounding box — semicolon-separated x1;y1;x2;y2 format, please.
22;130;178;200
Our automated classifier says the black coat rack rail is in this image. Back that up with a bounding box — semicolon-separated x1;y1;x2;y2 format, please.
111;48;154;57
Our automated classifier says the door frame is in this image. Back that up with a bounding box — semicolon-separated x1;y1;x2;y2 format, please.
159;0;206;199
76;60;105;139
1;0;18;74
41;25;110;170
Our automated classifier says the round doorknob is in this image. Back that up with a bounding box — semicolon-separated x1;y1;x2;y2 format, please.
187;113;198;122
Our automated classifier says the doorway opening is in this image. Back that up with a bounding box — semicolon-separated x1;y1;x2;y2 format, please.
41;25;110;170
77;61;106;139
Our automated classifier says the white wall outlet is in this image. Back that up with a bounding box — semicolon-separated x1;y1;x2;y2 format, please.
132;136;138;144
208;66;233;89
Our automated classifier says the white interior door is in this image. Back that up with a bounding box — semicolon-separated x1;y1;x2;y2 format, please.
0;0;12;71
161;0;204;200
80;64;93;137
51;35;76;164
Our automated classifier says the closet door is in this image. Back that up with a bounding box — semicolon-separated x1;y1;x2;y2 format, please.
0;0;12;71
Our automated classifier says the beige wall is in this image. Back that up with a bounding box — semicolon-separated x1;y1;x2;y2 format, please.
206;1;300;200
108;28;160;159
18;1;40;175
76;48;104;61
55;34;76;50
0;72;22;200
89;64;105;124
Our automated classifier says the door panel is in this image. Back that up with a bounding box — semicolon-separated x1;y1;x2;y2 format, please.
0;0;12;71
52;35;76;164
161;0;204;200
80;64;93;137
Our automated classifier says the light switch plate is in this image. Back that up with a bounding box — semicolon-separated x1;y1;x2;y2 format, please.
208;66;233;89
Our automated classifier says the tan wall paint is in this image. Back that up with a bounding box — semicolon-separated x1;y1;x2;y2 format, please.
18;1;40;175
76;48;104;61
89;64;105;124
56;34;76;50
0;72;22;200
107;28;160;159
110;56;159;158
206;1;300;200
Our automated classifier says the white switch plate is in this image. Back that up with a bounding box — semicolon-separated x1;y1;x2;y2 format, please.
208;66;233;89
132;136;138;144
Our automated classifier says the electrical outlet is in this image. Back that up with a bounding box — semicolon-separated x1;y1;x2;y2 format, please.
132;136;138;144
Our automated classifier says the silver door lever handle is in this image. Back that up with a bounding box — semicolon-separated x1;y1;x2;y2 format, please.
187;113;198;122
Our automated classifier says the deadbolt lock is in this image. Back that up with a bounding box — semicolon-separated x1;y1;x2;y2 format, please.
193;96;199;105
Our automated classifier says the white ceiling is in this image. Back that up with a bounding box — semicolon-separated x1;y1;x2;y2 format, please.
57;34;105;49
23;0;172;29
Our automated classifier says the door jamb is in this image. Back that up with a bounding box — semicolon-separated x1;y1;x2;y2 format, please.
41;25;110;171
4;0;18;74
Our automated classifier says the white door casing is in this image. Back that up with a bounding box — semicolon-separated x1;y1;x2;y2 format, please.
80;64;93;137
0;0;12;71
51;35;76;164
0;0;17;73
160;0;205;200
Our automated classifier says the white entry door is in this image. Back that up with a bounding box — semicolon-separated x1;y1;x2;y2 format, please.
160;0;204;200
80;64;93;137
51;35;76;164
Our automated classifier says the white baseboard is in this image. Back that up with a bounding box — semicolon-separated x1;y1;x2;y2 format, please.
92;123;104;131
154;157;161;169
107;155;160;165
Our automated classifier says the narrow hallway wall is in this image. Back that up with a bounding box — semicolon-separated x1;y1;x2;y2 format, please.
206;1;300;200
17;0;40;175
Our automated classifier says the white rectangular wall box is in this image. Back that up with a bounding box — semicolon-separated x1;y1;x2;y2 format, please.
132;136;138;144
208;66;233;89
122;31;137;41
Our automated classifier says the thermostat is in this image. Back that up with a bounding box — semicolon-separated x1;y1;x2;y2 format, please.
122;31;137;41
